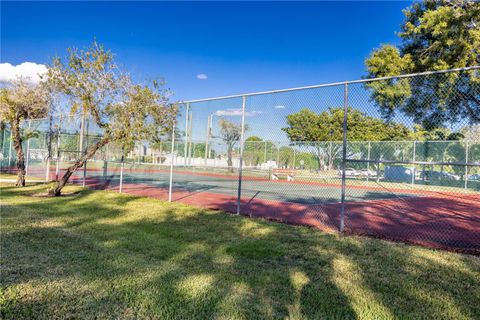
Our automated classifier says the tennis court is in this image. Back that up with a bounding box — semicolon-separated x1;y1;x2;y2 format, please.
38;162;479;254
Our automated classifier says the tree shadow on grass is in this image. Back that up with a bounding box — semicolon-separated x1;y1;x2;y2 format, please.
1;188;355;319
344;239;480;319
1;185;480;319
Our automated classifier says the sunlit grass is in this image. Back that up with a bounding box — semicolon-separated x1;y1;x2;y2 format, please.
1;183;479;319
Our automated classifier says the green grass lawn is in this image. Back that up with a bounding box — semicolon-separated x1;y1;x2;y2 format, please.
1;183;479;319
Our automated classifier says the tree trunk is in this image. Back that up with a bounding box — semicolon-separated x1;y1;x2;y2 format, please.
48;137;109;196
327;142;338;171
316;145;325;171
11;121;25;187
227;144;233;173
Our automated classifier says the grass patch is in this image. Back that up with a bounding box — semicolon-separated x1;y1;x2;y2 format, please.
1;183;479;319
0;173;44;181
226;240;285;259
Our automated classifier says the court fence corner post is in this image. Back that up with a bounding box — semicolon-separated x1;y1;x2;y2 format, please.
236;95;247;215
339;81;348;233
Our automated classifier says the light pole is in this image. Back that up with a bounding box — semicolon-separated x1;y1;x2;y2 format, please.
184;103;189;166
205;114;214;166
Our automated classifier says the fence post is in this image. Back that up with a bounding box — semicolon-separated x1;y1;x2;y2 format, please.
236;96;247;215
205;114;211;166
188;111;193;166
119;146;124;193
8;134;12;168
208;116;213;159
1;127;5;155
55;128;60;181
293;145;296;169
79;113;85;158
264;141;267;164
25;120;31;177
1;127;6;162
168;120;176;202
412;141;416;185
276;142;280;167
339;82;348;233
465;142;469;189
366;141;371;182
45;116;53;182
159;141;163;165
184;103;189;166
83;118;89;188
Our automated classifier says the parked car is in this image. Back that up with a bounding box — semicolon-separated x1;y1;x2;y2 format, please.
384;166;415;182
467;173;480;181
358;169;376;177
420;170;460;181
337;168;358;177
443;172;461;181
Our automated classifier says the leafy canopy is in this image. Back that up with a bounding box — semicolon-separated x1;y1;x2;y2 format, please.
0;78;51;128
282;107;412;143
218;119;248;146
365;0;480;128
47;40;177;149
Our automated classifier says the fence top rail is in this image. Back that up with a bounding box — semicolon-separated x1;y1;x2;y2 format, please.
347;158;479;167
183;66;480;104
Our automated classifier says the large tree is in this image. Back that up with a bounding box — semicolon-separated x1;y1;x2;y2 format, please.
46;41;177;196
218;119;248;172
0;78;50;186
365;0;480;128
282;107;412;170
243;136;276;166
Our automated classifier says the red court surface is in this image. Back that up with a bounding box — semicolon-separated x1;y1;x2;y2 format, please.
73;177;480;255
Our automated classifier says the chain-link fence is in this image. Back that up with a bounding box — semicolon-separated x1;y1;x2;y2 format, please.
1;67;479;253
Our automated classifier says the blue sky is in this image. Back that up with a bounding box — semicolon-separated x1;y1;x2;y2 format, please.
1;1;408;99
1;1;410;140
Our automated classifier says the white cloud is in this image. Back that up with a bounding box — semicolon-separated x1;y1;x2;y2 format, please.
196;73;208;80
274;105;285;109
0;62;48;84
246;110;263;116
214;108;263;117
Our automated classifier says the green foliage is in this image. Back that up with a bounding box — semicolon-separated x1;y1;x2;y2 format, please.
411;124;462;141
47;40;177;149
399;1;479;70
282;108;412;170
365;0;480;127
245;136;262;142
243;136;276;166
282;107;411;142
0;79;51;126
